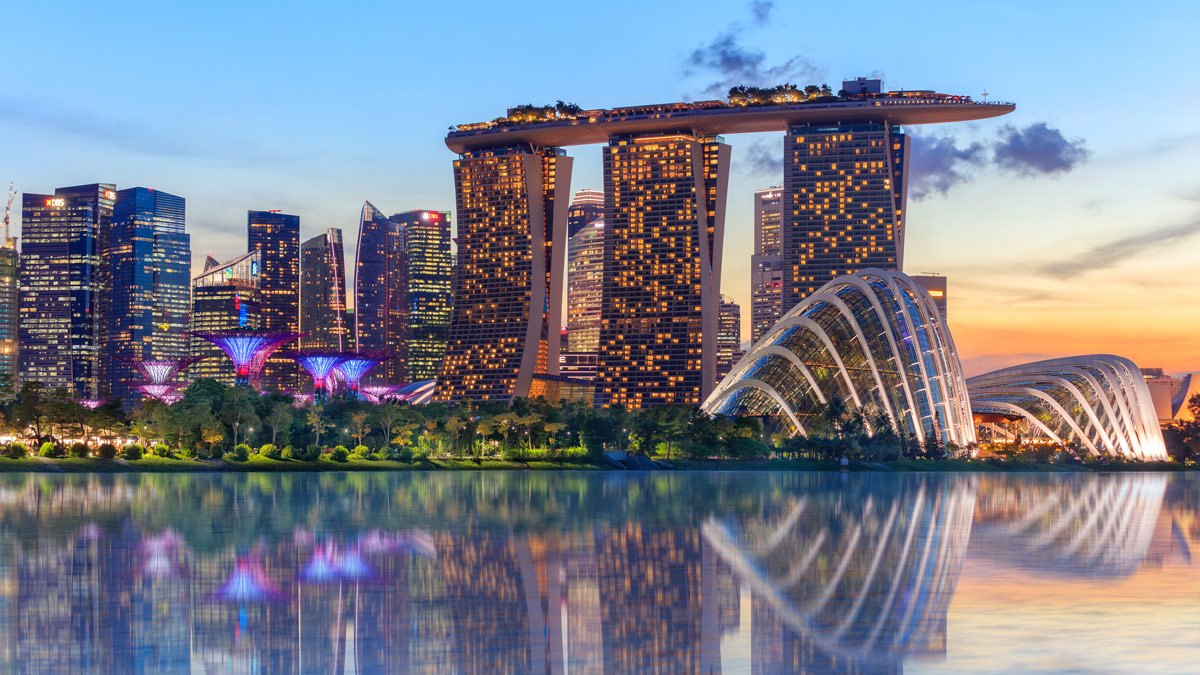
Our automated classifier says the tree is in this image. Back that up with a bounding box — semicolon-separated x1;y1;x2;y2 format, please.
222;387;258;447
350;411;372;448
445;416;465;455
307;406;331;448
266;402;293;447
374;404;404;449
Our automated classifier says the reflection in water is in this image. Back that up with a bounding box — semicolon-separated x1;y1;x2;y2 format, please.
0;472;1193;674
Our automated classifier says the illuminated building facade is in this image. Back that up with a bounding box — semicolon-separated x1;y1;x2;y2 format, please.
704;269;975;444
189;251;262;384
104;188;190;402
781;123;908;308
913;274;948;319
566;188;604;238
596;134;729;408
437;146;571;402
0;236;17;390
716;295;741;384
300;228;348;351
566;218;603;354
248;210;300;390
18;184;114;397
391;209;453;382
354;201;407;384
750;187;784;344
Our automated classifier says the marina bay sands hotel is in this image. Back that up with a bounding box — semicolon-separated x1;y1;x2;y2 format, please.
435;79;1014;406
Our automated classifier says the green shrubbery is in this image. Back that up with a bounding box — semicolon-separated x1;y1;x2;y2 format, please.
97;443;117;459
122;444;144;461
229;444;251;462
152;443;173;458
5;443;27;459
349;445;372;460
69;442;90;458
329;446;349;462
180;445;198;459
38;442;63;458
281;445;295;460
259;443;281;460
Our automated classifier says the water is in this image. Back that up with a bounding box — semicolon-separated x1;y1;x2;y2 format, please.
0;471;1195;674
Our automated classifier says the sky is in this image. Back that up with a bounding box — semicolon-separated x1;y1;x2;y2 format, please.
2;0;1197;376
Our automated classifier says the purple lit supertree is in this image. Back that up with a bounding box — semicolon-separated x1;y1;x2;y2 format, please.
133;382;186;403
333;352;392;401
115;355;205;385
190;330;302;388
279;351;349;404
77;398;107;410
361;383;403;404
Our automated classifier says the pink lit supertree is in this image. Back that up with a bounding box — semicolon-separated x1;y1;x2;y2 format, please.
279;351;349;404
115;355;204;385
333;351;392;401
76;398;107;410
361;383;403;404
133;381;186;403
190;330;302;388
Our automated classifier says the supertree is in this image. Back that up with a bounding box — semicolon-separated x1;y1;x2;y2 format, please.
190;330;302;388
361;383;403;404
76;398;107;410
279;351;349;404
114;355;205;385
133;382;187;403
332;352;392;401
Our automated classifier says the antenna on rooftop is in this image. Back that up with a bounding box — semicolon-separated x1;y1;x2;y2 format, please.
3;183;14;241
981;90;990;101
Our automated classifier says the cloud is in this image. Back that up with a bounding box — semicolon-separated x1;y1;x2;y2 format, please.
992;123;1090;176
1039;218;1200;279
749;0;774;24
739;137;783;175
908;134;987;199
683;6;824;98
908;122;1090;200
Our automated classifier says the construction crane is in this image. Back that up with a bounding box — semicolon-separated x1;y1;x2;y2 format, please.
2;183;13;242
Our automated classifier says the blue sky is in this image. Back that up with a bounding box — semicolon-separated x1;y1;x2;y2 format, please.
2;0;1198;374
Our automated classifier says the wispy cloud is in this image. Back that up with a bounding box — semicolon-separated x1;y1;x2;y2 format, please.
1040;217;1200;279
0;97;289;167
739;137;783;175
909;123;1090;200
683;3;825;98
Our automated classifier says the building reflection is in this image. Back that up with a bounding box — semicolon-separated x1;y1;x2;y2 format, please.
0;472;1192;673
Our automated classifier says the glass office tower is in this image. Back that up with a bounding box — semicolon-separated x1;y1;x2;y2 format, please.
0;236;17;391
189;251;262;384
390;210;452;382
437;146;571;402
18;184;114;397
354;202;407;384
716;295;741;384
596;134;729;408
300;229;349;351
105;187;190;401
248;210;300;390
566;189;603;239
566;219;604;354
781;123;908;309
750;187;784;345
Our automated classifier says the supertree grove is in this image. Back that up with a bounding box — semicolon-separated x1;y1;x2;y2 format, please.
190;331;302;388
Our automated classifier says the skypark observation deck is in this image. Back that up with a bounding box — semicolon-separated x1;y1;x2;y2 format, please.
445;94;1014;152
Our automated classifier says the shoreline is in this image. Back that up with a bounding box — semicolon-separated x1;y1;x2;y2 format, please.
0;456;1194;474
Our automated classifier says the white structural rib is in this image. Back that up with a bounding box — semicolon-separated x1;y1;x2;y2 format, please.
967;354;1168;460
703;269;975;445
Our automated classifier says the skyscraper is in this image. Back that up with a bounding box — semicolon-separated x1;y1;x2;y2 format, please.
437;146;571;402
390;210;452;382
300;229;348;351
189;251;262;384
716;295;741;384
781;123;908;309
750;187;784;344
248;210;300;390
354;202;406;384
0;235;17;391
18;184;114;397
596;134;729;408
566;219;604;354
912;274;948;319
566;189;603;239
104;188;190;401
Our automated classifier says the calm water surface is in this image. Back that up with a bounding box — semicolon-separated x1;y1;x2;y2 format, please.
0;471;1195;674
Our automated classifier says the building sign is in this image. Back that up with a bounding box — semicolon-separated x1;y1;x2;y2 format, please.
44;198;65;208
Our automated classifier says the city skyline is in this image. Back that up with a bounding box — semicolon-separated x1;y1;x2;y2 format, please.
1;1;1196;377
